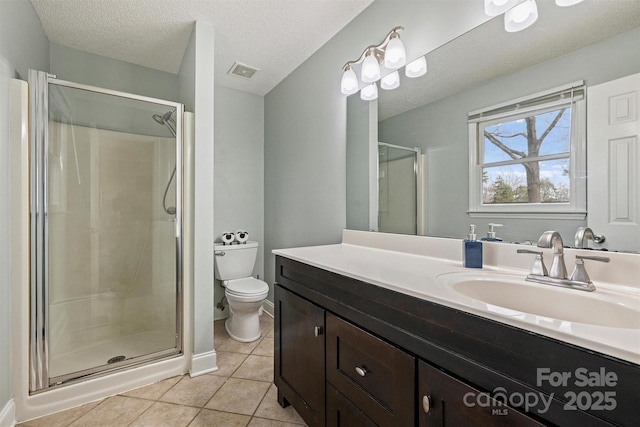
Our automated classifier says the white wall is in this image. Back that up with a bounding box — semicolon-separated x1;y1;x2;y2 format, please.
264;0;491;288
378;28;640;243
0;0;49;423
214;86;264;318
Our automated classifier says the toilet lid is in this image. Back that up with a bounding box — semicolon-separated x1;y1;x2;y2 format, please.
225;277;269;296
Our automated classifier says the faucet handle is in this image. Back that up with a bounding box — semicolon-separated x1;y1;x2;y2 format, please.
570;255;611;284
517;249;549;276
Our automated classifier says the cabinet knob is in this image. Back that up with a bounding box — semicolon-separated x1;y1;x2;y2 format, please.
422;395;431;413
355;366;368;377
314;326;323;337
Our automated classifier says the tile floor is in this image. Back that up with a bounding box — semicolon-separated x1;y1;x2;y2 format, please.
19;315;307;427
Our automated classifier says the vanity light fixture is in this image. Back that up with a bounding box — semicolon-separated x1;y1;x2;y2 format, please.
405;56;427;78
484;0;521;16
340;65;358;95
490;0;584;32
504;0;538;32
380;71;400;90
341;26;412;99
360;82;378;101
361;49;382;83
555;0;584;6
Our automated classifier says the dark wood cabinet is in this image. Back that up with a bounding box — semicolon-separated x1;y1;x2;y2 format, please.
274;285;325;427
326;313;415;426
275;255;639;426
418;360;546;427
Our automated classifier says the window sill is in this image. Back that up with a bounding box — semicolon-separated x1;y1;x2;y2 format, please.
468;211;587;220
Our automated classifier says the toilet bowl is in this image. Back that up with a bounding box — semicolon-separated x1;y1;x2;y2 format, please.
214;241;269;342
222;277;269;342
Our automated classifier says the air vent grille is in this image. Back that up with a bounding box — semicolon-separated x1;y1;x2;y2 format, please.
228;62;260;79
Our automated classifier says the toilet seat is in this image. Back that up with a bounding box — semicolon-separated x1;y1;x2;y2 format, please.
224;277;269;297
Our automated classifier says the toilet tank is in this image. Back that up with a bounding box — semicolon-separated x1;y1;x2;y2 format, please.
214;241;258;280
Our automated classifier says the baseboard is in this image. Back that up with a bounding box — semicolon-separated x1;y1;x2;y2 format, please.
190;351;218;377
263;299;274;317
0;398;15;427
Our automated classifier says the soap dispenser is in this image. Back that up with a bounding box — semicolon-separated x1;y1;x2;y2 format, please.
481;223;503;242
463;225;483;268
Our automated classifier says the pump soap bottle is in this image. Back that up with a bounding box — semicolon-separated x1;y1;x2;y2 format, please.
481;223;503;242
463;225;483;268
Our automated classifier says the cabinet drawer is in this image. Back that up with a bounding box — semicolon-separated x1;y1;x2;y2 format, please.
326;313;415;426
419;360;547;426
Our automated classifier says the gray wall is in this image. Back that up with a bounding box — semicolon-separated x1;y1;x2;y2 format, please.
50;44;180;102
379;28;640;243
214;86;264;318
264;0;490;288
0;0;49;418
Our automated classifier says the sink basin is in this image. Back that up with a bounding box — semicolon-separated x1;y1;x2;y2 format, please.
437;272;640;329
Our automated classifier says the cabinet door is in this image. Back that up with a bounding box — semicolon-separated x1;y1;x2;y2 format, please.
419;360;546;427
327;383;378;427
274;285;325;427
326;313;415;426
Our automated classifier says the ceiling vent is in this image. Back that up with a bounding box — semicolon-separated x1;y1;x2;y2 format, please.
228;62;260;79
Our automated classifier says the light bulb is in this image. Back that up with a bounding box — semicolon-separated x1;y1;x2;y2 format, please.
484;0;520;16
380;71;400;90
384;35;406;69
360;83;378;101
504;0;538;32
405;56;427;78
361;51;381;83
555;0;584;5
340;67;358;95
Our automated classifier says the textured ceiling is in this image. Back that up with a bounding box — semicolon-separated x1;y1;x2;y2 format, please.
378;0;640;120
30;0;374;95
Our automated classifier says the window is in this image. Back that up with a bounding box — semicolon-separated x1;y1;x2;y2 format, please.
468;82;586;218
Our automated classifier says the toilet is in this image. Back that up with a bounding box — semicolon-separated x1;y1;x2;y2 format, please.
214;241;269;342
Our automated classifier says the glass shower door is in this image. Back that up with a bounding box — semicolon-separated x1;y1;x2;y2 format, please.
378;143;419;235
29;70;183;389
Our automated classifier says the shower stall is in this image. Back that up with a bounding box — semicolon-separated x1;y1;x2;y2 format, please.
28;70;184;391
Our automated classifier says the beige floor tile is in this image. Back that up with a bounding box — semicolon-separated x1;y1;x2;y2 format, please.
128;401;200;427
260;315;274;334
215;331;262;354
189;409;251;427
205;378;271;415
233;355;274;382
248;418;307;427
212;351;249;377
266;328;275;338
121;375;182;400
252;337;274;357
159;374;226;407
254;385;306;425
19;401;102;427
69;396;153;427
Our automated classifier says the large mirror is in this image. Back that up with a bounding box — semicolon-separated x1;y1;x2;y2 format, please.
346;1;640;252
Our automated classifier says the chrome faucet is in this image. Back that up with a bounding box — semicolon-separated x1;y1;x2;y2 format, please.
537;231;567;279
574;227;606;249
518;231;610;292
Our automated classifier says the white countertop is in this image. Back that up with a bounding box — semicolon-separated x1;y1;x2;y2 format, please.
273;231;640;365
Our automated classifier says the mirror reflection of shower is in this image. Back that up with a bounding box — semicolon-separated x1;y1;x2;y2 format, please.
152;109;177;215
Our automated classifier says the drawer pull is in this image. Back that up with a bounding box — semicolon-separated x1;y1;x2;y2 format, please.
314;326;323;337
422;395;431;413
355;366;368;377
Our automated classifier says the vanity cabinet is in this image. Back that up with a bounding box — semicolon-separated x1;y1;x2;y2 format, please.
418;360;545;426
275;255;640;427
274;284;325;427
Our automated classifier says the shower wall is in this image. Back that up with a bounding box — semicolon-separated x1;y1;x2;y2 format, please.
47;121;176;378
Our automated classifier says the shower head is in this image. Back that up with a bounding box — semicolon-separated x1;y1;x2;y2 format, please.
153;109;174;125
152;109;177;136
